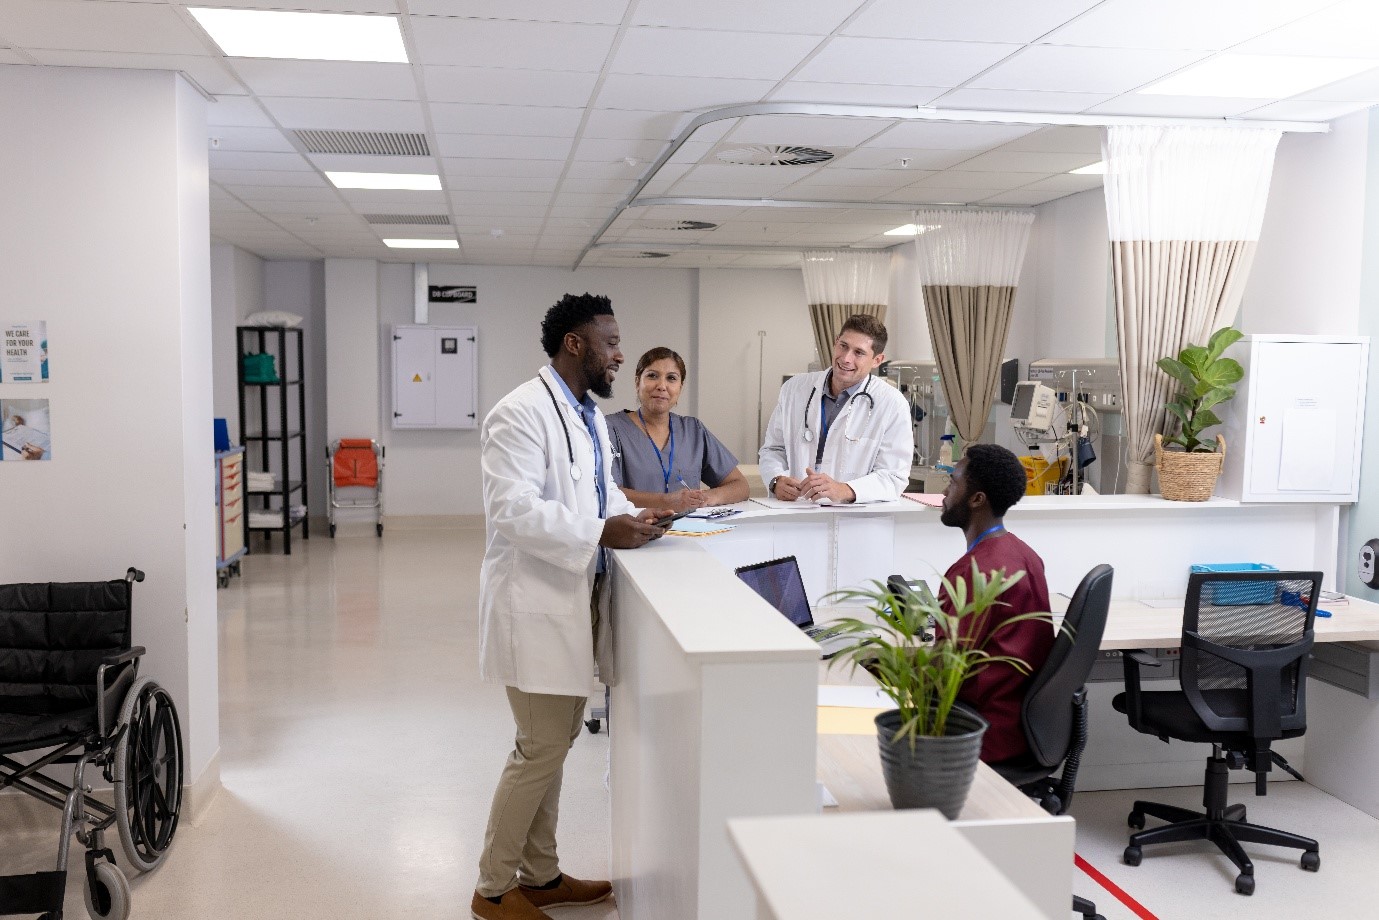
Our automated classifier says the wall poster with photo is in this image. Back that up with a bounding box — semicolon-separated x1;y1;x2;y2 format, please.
1;398;52;461
1;321;49;383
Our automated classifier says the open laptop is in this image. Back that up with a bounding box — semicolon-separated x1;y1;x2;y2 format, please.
734;556;854;659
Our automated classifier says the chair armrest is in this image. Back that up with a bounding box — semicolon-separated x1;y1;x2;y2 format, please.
1119;649;1163;730
101;646;145;668
96;647;145;736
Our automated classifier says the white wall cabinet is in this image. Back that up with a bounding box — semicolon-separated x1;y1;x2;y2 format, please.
391;324;478;430
1220;334;1369;503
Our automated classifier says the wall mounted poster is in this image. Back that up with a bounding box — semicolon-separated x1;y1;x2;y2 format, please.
1;321;49;383
1;399;51;461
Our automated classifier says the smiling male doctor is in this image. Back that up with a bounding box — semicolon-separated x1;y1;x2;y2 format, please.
759;314;913;504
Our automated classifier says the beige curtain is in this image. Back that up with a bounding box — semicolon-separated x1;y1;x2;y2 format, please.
922;285;1016;443
808;302;886;367
1103;126;1280;493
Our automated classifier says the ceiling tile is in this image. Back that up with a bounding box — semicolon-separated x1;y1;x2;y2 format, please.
970;45;1208;94
768;81;949;106
209;150;313;171
612;27;820;80
1291;66;1379;103
407;1;628;23
785;168;930;189
246;199;353;215
422;65;598;107
582;108;690;140
449;191;553;207
845;0;1100;43
573;137;669;162
559;177;637;195
435;134;572;159
210;169;328;186
307;154;436;173
956;150;1098;173
996;126;1104;154
440;157;567;177
632;0;852;35
905;170;1031;190
429;103;584;137
794;37;1018;86
1048;0;1335;50
408;18;617;71
24;50;242;94
874;186;991;204
1214;0;1379;58
230;60;417;101
0;51;26;64
223;185;344;202
1243;99;1371;120
0;1;207;54
865;121;1039;149
206;96;275;128
929;87;1115;113
260;97;426;132
1012;173;1104;193
594;74;776;111
1084;94;1261;118
724;114;894;147
448;176;560;192
337;189;449;208
568;160;652;180
207;126;298;153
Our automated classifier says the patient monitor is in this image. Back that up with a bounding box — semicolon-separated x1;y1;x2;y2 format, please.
1010;382;1057;432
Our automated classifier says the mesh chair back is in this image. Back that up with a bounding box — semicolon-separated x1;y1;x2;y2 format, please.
1181;571;1320;737
0;580;132;714
1022;564;1114;768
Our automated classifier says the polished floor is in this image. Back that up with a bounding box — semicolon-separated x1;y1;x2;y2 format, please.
5;526;1379;920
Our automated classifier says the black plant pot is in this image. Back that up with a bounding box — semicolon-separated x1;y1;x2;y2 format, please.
875;706;988;819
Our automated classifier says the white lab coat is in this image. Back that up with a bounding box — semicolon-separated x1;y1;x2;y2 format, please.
758;371;913;504
478;365;637;696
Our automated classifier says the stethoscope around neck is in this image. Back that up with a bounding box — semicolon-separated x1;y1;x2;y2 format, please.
801;373;876;444
539;375;583;481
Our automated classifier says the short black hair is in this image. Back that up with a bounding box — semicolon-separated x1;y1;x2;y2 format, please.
540;293;614;357
962;443;1027;517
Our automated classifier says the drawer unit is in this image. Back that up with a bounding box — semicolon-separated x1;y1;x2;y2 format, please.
1309;641;1379;699
216;447;246;586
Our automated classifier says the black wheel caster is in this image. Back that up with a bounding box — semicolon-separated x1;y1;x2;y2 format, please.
1301;850;1320;872
585;719;601;734
1128;811;1145;830
1235;874;1255;895
329;523;336;538
1123;846;1141;867
376;523;383;537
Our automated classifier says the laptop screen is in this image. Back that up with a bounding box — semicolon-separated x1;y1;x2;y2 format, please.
735;556;813;628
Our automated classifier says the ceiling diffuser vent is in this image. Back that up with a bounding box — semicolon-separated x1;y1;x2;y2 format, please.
364;214;451;226
294;130;430;157
637;219;718;231
715;144;833;166
609;251;672;259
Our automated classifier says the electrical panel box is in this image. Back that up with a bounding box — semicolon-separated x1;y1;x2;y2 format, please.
1219;335;1368;503
391;324;478;430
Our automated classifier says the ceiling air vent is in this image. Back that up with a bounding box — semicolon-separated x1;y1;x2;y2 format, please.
638;219;718;231
364;214;452;226
715;144;834;167
608;251;671;259
293;130;430;157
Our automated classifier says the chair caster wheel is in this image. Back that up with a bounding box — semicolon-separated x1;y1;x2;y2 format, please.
1301;850;1320;872
585;719;601;734
1235;874;1255;896
1123;846;1141;867
1128;811;1144;830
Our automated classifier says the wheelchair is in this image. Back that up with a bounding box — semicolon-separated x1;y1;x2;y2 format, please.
0;568;183;920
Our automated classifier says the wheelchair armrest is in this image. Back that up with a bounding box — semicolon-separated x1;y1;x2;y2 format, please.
1119;649;1162;730
96;648;144;737
102;646;146;668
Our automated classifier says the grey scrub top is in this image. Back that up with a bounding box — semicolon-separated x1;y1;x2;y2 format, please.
605;410;739;494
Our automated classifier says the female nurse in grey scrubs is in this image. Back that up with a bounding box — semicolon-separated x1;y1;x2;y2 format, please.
605;347;750;513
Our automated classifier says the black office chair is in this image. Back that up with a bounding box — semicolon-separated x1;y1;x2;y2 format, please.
990;564;1114;920
1112;570;1322;896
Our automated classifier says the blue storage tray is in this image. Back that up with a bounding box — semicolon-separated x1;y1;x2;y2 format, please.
1191;563;1279;605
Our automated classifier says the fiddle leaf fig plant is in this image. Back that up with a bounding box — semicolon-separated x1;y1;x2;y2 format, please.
1157;326;1244;453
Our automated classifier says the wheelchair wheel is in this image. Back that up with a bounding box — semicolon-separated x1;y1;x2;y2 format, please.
84;861;130;920
113;678;184;873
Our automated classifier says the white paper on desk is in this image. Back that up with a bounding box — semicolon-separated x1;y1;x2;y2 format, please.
817;685;890;709
1278;399;1336;491
1138;598;1185;609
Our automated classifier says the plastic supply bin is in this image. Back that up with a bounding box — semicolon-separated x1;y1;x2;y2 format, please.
1190;562;1279;605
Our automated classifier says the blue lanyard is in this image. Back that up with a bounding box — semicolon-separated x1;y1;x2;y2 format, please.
638;409;676;493
967;525;1005;554
818;394;832;450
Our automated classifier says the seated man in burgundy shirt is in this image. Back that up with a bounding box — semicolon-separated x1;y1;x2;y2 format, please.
937;443;1053;763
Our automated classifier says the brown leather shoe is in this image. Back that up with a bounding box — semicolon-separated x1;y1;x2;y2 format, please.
471;889;553;920
519;874;614;909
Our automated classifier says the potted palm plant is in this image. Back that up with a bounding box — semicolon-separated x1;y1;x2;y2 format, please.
826;563;1050;818
1154;326;1244;501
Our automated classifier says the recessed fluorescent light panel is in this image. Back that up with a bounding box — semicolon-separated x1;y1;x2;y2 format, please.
1070;162;1106;175
383;239;459;249
326;172;441;191
1139;54;1379;99
188;8;409;63
884;224;941;236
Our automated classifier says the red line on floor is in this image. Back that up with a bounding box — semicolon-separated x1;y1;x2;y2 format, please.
1075;853;1161;920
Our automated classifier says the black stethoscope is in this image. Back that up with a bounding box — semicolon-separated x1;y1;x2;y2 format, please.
801;373;876;444
539;375;583;481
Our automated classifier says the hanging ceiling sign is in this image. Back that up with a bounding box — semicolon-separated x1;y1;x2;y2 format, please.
429;285;476;304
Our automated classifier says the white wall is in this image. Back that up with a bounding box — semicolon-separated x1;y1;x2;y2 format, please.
1243;111;1370;336
262;260;327;518
368;264;695;516
0;66;217;787
1028;188;1112;361
209;243;264;424
697;269;813;463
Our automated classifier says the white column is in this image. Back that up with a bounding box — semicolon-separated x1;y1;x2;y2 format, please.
325;258;381;441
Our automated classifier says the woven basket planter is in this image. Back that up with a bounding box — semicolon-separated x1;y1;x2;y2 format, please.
1155;433;1225;502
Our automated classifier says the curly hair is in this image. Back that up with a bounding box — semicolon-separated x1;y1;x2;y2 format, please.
540;293;614;357
962;443;1028;517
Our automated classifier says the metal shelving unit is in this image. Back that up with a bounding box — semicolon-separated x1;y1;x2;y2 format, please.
236;326;309;555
